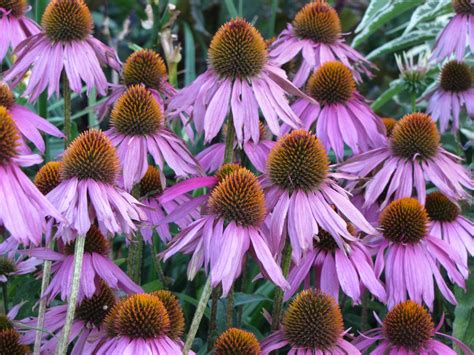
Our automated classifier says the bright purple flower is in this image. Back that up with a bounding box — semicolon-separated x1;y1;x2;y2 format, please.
105;85;201;191
284;228;386;304
0;82;64;153
339;113;473;207
432;1;474;62
168;18;306;146
424;60;474;132
290;61;386;160
0;253;41;283
46;130;146;242
162;166;289;296
354;300;472;354
4;0;120;102
0;0;40;62
425;192;473;278
0;107;63;245
262;130;376;263
197;122;275;173
22;225;142;302
269;0;373;87
373;198;466;310
261;289;360;355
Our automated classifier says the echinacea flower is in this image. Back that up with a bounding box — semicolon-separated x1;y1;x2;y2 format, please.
4;0;120;102
96;293;187;354
354;300;472;354
105;85;200;191
261;289;360;354
372;198;466;309
138;166;197;243
261;130;376;262
0;83;64;153
339;113;473;206
290;61;386;160
0;304;29;354
197;122;275;173
425;192;473;277
46;129;146;242
0;254;41;283
0;107;63;245
213;328;261;354
284;226;386;304
269;0;373;87
424;60;474;132
162;166;289;296
0;0;40;62
432;0;474;62
23;225;142;302
22;282;117;354
97;49;177;120
168;18;305;145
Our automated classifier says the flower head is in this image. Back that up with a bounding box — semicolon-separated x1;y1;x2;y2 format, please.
34;161;62;195
0;0;27;17
0;107;20;164
214;328;261;354
0;328;29;354
150;290;185;340
293;1;341;44
382;118;397;137
75;281;116;328
123;49;168;90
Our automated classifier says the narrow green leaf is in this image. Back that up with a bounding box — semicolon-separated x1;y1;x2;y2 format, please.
224;0;239;18
267;0;278;38
404;0;452;34
453;261;474;350
354;0;388;34
371;79;404;112
183;23;196;85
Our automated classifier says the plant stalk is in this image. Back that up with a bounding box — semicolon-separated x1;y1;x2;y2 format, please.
207;287;220;351
127;234;143;285
62;74;72;148
271;241;292;330
2;283;7;314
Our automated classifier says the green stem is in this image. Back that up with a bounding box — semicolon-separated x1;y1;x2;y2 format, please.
2;283;7;314
225;286;234;329
207;287;220;351
88;88;98;128
62;73;72;148
151;237;168;289
183;278;212;354
127;234;143;285
55;234;86;355
223;116;235;164
411;92;417;112
236;255;248;327
34;240;54;355
168;63;178;88
271;241;292;330
360;291;369;331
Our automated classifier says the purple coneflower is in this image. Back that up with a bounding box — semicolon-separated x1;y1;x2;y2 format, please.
432;0;474;62
339;113;473;206
168;18;305;145
424;60;474;132
46;129;146;242
23;225;142;302
162;166;289;296
261;289;360;354
269;0;373;87
197;122;274;173
0;254;41;283
290;61;385;160
0;0;40;62
0;83;64;153
213;328;261;354
425;192;473;277
261;129;376;262
373;198;466;310
0;107;63;245
354;300;472;354
285;226;386;304
4;0;120;101
0;304;29;354
95;292;187;354
105;85;200;191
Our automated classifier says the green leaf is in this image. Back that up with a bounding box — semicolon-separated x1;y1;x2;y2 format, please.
404;0;452;34
354;0;388;34
224;0;239;18
453;260;474;350
352;0;424;48
371;79;404;112
183;23;196;85
233;293;271;306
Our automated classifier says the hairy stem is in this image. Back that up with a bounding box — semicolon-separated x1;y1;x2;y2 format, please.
207;287;221;351
2;283;7;314
226;286;234;329
223;116;235;164
271;241;292;330
62;73;72;148
151;236;168;289
55;234;86;355
127;234;143;285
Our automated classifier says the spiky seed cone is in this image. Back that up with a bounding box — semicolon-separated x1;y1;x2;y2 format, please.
0;107;19;164
61;129;120;184
214;328;261;355
391;113;440;160
64;225;110;256
115;294;170;339
150;291;185;339
293;0;341;44
283;289;344;350
384;301;434;351
267;129;329;192
0;84;14;109
0;0;27;17
215;163;242;182
314;226;354;252
452;0;474;15
0;329;29;354
34;161;63;195
380;198;428;244
75;282;116;328
0;315;13;332
123;49;167;90
208;167;266;227
103;302;121;337
42;0;93;42
110;85;163;136
382;118;397;137
138;166;163;198
425;192;459;222
440;60;472;92
306;61;355;104
208;18;267;79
